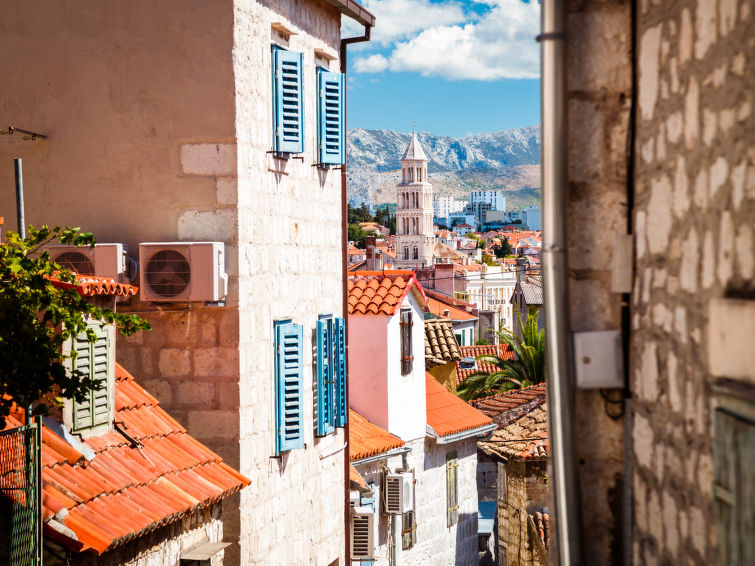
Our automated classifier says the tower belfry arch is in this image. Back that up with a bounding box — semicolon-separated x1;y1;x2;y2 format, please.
395;131;434;268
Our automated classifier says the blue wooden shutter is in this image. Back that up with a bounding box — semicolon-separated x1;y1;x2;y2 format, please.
317;69;344;164
316;318;335;436
334;316;347;427
275;321;305;453
273;47;304;154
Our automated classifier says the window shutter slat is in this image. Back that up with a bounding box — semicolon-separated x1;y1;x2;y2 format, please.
72;324;110;430
334;317;347;427
273;48;304;154
316;319;335;436
275;322;305;453
317;69;344;165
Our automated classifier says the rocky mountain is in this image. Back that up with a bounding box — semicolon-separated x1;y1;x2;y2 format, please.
346;126;541;208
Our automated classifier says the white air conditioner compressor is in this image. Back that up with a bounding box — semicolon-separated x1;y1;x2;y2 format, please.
138;242;227;302
384;471;414;515
45;243;132;282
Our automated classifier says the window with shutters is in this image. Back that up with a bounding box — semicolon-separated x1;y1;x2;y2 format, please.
400;308;413;376
401;510;417;550
274;319;305;454
713;380;755;566
446;452;459;526
272;46;304;154
72;323;111;432
316;315;347;436
316;68;344;166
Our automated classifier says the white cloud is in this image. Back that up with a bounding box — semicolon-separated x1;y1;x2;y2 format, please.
352;0;541;81
354;53;390;73
343;0;467;44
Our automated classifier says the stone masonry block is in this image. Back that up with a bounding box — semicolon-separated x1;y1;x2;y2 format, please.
177;208;236;242
158;348;191;377
175;381;216;406
708;298;755;381
143;379;173;405
181;143;237;176
187;410;239;440
194;347;240;377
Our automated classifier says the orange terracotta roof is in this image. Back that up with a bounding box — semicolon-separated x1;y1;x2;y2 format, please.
349;409;405;461
425;373;492;438
456;344;514;384
348;271;428;316
2;363;249;555
469;383;547;426
349;464;369;490
427;296;477;321
49;273;138;296
478;404;549;460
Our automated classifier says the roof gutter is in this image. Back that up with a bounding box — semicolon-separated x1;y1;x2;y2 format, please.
350;445;412;466
426;422;498;444
340;15;373;566
539;0;584;563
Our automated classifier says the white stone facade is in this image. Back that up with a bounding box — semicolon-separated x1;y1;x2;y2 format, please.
0;2;350;565
464;265;517;332
395;135;434;269
353;437;480;566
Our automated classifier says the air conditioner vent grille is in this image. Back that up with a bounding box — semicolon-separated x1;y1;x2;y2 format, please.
352;515;371;558
145;250;191;298
384;476;402;514
54;251;95;275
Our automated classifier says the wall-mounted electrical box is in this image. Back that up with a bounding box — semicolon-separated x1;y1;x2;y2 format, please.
573;330;624;389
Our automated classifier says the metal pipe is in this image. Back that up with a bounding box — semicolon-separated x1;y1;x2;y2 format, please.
14;158;25;238
340;22;372;566
540;1;584;564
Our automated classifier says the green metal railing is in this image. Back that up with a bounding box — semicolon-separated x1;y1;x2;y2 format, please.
0;416;43;566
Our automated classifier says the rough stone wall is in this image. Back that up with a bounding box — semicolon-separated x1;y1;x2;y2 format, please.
565;1;633;563
631;1;754;564
353;437;479;566
496;459;548;566
59;504;224;566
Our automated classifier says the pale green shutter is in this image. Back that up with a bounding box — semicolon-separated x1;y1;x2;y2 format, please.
446;453;459;526
72;324;110;431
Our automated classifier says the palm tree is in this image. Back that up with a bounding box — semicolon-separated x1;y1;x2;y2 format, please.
457;305;545;401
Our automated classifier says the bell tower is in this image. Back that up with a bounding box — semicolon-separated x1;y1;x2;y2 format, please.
395;131;434;268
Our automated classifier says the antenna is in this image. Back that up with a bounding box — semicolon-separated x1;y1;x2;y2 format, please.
410;122;417;133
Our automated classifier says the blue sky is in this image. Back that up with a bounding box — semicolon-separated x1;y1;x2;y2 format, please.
342;0;541;138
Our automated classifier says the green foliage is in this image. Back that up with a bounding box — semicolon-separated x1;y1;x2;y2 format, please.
348;224;369;248
481;253;497;266
0;226;150;428
493;235;513;258
456;305;545;401
347;203;396;237
474;338;490;345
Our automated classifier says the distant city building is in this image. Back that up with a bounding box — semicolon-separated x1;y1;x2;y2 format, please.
395;132;434;268
522;205;541;230
470;190;507;211
433;195;465;223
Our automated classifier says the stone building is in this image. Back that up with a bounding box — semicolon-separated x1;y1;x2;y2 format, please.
0;1;375;564
553;1;754;564
395;133;435;268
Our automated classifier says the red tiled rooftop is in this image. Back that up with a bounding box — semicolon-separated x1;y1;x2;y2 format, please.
2;363;249;555
349;409;405;461
427;296;477;322
456;344;514;384
478;404;549;460
348;271;427;316
469;383;547;426
48;273;138;296
425;373;492;438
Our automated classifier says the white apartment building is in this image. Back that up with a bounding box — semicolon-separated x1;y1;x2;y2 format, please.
463;265;518;333
522;205;542;230
433;195;466;221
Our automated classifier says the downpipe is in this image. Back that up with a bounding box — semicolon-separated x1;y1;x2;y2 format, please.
539;1;584;564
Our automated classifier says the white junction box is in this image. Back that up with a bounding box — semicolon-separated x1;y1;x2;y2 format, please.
573;330;624;389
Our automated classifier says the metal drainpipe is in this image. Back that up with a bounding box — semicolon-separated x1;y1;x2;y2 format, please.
539;1;584;564
340;24;372;566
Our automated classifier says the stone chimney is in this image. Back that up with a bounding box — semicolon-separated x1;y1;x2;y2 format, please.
517;257;527;284
365;236;382;271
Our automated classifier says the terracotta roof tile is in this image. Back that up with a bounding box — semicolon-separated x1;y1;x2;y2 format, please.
456;344;514;384
425;373;492;437
478;404;549;460
424;320;462;367
348;271;427;316
2;363;249;556
349;409;405;461
469;384;547;426
48;274;138;296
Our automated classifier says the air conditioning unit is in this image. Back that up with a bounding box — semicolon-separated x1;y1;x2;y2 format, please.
350;506;375;560
384;472;414;514
45;243;131;282
138;242;227;302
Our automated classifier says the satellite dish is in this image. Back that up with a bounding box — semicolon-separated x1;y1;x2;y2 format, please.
145;249;191;297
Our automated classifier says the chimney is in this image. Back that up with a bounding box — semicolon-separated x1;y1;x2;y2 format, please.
517;257;527;284
365;236;382;271
442;309;450;318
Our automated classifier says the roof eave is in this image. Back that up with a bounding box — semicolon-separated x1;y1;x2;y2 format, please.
351;445;412;466
324;0;375;27
426;422;498;444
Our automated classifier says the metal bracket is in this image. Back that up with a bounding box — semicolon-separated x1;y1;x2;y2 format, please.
1;126;48;140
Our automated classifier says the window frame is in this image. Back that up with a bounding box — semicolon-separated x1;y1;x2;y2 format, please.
400;307;413;376
71;322;111;432
316;67;345;166
446;451;459;527
274;319;305;454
